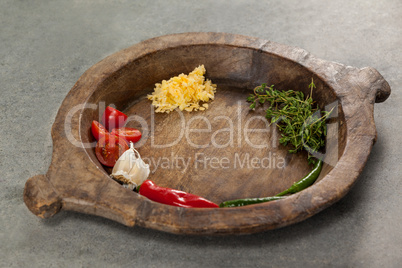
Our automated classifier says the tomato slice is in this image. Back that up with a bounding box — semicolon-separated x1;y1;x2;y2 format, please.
91;120;109;141
102;106;128;131
95;135;129;167
111;127;142;143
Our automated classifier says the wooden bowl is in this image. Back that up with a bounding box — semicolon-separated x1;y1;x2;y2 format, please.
24;33;391;235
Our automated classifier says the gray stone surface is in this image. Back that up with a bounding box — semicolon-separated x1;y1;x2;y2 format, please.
1;0;401;267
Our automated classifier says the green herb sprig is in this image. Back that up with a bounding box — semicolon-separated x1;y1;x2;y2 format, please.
247;79;333;164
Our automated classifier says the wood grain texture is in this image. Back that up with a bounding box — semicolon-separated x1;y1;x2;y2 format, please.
24;32;391;234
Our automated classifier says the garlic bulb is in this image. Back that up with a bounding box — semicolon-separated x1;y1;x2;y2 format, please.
111;142;150;188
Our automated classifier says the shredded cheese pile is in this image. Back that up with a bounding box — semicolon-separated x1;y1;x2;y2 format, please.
147;65;217;113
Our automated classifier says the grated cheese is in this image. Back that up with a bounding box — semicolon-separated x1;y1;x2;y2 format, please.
147;65;217;113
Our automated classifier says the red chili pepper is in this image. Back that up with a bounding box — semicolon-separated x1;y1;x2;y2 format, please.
138;180;219;208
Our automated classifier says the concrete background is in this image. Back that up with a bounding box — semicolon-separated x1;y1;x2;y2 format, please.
1;0;401;267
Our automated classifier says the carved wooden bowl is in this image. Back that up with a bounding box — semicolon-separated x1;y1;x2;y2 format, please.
24;33;391;235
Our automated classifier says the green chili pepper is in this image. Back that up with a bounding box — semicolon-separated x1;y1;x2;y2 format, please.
219;196;284;208
275;159;323;196
219;159;323;208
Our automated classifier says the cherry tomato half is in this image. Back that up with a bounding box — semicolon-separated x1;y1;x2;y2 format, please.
102;106;128;131
95;135;129;167
111;127;142;143
91;120;109;141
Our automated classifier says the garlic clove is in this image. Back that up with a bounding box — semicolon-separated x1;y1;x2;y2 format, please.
112;150;132;175
127;158;150;185
111;142;150;188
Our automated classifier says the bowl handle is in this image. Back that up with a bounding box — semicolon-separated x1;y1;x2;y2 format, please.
359;66;391;103
24;175;62;219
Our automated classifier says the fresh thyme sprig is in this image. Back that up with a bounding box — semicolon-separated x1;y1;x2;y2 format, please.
247;79;332;164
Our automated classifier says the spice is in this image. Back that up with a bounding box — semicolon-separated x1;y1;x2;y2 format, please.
219;159;322;207
219;196;284;208
138;180;219;208
147;65;217;113
111;142;150;188
275;159;323;196
247;80;332;164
